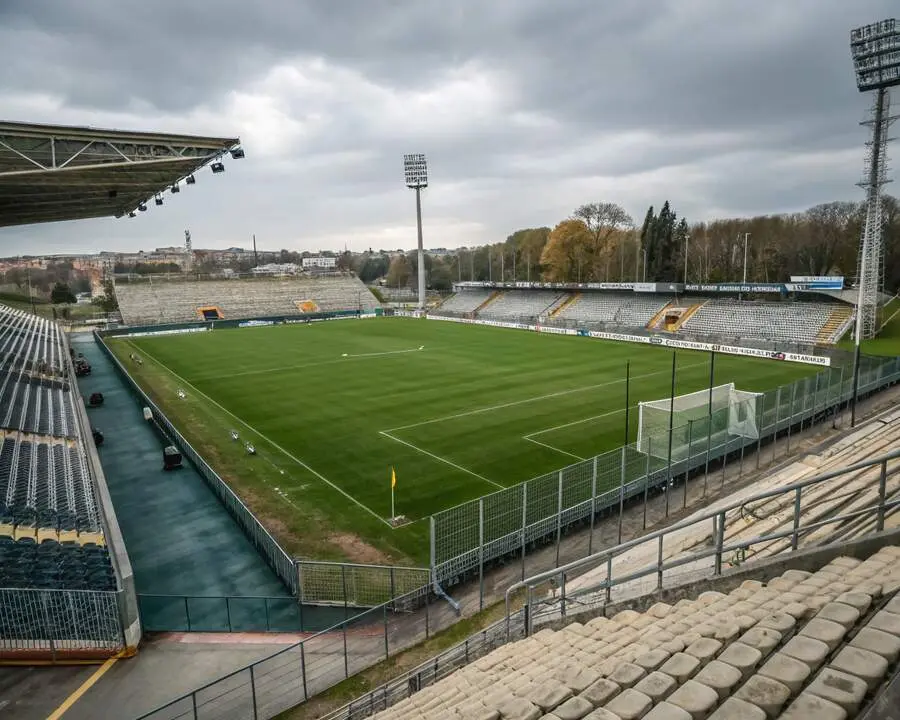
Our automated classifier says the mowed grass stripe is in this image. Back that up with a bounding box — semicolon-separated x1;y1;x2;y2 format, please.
118;319;816;563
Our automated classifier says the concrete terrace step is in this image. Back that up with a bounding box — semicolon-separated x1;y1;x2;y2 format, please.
366;546;900;720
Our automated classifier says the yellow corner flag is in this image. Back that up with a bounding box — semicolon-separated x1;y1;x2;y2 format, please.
391;466;397;489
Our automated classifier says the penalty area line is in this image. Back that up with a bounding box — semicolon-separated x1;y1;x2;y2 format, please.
379;430;504;491
523;436;585;461
121;340;394;529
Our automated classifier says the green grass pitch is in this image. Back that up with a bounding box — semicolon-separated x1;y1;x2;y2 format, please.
108;318;815;565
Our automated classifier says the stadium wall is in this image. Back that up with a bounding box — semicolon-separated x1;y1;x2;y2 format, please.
66;336;140;651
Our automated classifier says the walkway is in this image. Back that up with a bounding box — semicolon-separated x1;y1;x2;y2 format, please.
71;333;291;630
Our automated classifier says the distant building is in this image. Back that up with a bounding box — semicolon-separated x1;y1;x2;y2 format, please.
302;256;337;270
251;263;301;275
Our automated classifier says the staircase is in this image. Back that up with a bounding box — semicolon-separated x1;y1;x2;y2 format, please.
550;293;580;318
670;300;708;331
816;306;854;344
647;301;675;330
473;291;502;316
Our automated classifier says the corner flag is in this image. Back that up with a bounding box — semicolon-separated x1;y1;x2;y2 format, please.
390;467;397;519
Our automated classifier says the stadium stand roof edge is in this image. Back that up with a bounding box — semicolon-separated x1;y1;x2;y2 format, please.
0;120;241;227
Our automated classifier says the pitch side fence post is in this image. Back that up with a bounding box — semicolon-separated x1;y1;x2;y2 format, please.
555;471;563;567
521;482;528;580
589;457;597;555
617;447;625;544
478;499;485;611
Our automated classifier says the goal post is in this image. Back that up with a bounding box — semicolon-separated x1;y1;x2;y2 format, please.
637;383;762;461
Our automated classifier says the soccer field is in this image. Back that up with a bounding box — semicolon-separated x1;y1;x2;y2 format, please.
108;318;815;564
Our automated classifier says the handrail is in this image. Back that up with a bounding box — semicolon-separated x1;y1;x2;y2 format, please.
505;446;900;627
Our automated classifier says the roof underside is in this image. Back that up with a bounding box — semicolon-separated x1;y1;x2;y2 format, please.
0;121;240;227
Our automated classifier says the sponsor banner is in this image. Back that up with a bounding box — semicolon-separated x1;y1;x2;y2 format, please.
685;283;787;294
426;313;830;367
238;320;275;328
125;326;209;338
453;281;636;291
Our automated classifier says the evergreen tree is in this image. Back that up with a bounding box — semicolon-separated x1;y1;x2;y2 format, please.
639;205;655;282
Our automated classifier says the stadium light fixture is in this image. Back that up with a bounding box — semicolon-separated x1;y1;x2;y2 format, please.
211;161;225;174
851;18;900;91
171;183;180;194
137;202;147;212
128;211;136;218
186;174;196;185
848;18;899;425
403;153;428;310
154;196;163;206
230;147;245;159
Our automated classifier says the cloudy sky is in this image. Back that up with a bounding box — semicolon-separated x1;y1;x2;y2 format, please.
0;0;894;256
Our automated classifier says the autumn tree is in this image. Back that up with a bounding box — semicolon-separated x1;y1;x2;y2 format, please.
540;220;591;282
572;202;634;281
386;254;411;288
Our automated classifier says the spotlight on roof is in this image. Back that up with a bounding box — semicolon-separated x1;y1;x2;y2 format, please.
155;196;164;206
171;183;180;194
138;203;147;212
128;212;136;218
230;147;245;159
186;174;196;185
108;189;118;199
211;162;225;174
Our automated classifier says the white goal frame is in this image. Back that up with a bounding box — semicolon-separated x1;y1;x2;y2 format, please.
637;382;762;460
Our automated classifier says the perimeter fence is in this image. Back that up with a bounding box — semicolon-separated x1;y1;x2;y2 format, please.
431;353;900;593
0;587;123;657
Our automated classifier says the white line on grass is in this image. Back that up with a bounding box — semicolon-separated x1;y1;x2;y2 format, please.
123;340;394;528
382;360;709;434
524;436;586;461
194;347;425;383
378;430;505;490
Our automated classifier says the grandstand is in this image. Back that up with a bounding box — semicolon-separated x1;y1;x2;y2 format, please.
437;288;855;346
682;299;847;345
363;547;900;719
0;303;121;654
114;274;380;326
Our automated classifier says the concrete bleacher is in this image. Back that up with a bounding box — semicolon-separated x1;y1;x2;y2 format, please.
370;546;900;719
480;290;568;320
0;304;111;596
439;289;496;314
114;274;380;326
682;300;835;344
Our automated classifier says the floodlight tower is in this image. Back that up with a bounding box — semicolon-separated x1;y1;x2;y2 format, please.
850;19;899;342
849;19;899;426
404;153;428;310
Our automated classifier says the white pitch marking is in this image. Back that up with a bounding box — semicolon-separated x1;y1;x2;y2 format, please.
383;360;708;434
524;436;586;461
123;340;394;528
379;430;504;490
524;406;631;439
344;348;424;359
192;347;425;382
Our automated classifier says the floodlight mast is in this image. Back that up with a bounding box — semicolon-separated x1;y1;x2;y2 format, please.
404;153;428;310
849;19;899;426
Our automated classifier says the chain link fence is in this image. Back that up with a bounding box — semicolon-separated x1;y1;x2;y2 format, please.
432;355;900;590
297;562;431;609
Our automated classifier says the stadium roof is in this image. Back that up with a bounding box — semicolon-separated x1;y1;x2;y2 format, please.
0;120;241;228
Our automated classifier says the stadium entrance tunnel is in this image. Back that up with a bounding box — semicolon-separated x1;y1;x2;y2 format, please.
71;334;351;633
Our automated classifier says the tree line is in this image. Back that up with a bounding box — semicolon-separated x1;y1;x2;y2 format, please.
380;195;899;293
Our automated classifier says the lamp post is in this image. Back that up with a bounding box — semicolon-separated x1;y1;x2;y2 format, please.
403;154;428;310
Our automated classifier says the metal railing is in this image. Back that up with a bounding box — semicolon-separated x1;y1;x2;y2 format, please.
505;447;900;636
322;607;529;720
297;561;431;608
134;585;466;720
137;594;307;633
0;587;124;656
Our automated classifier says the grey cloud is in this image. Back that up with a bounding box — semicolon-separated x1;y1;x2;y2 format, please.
0;0;895;256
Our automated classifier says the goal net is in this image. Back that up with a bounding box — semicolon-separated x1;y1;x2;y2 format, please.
637;383;762;461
